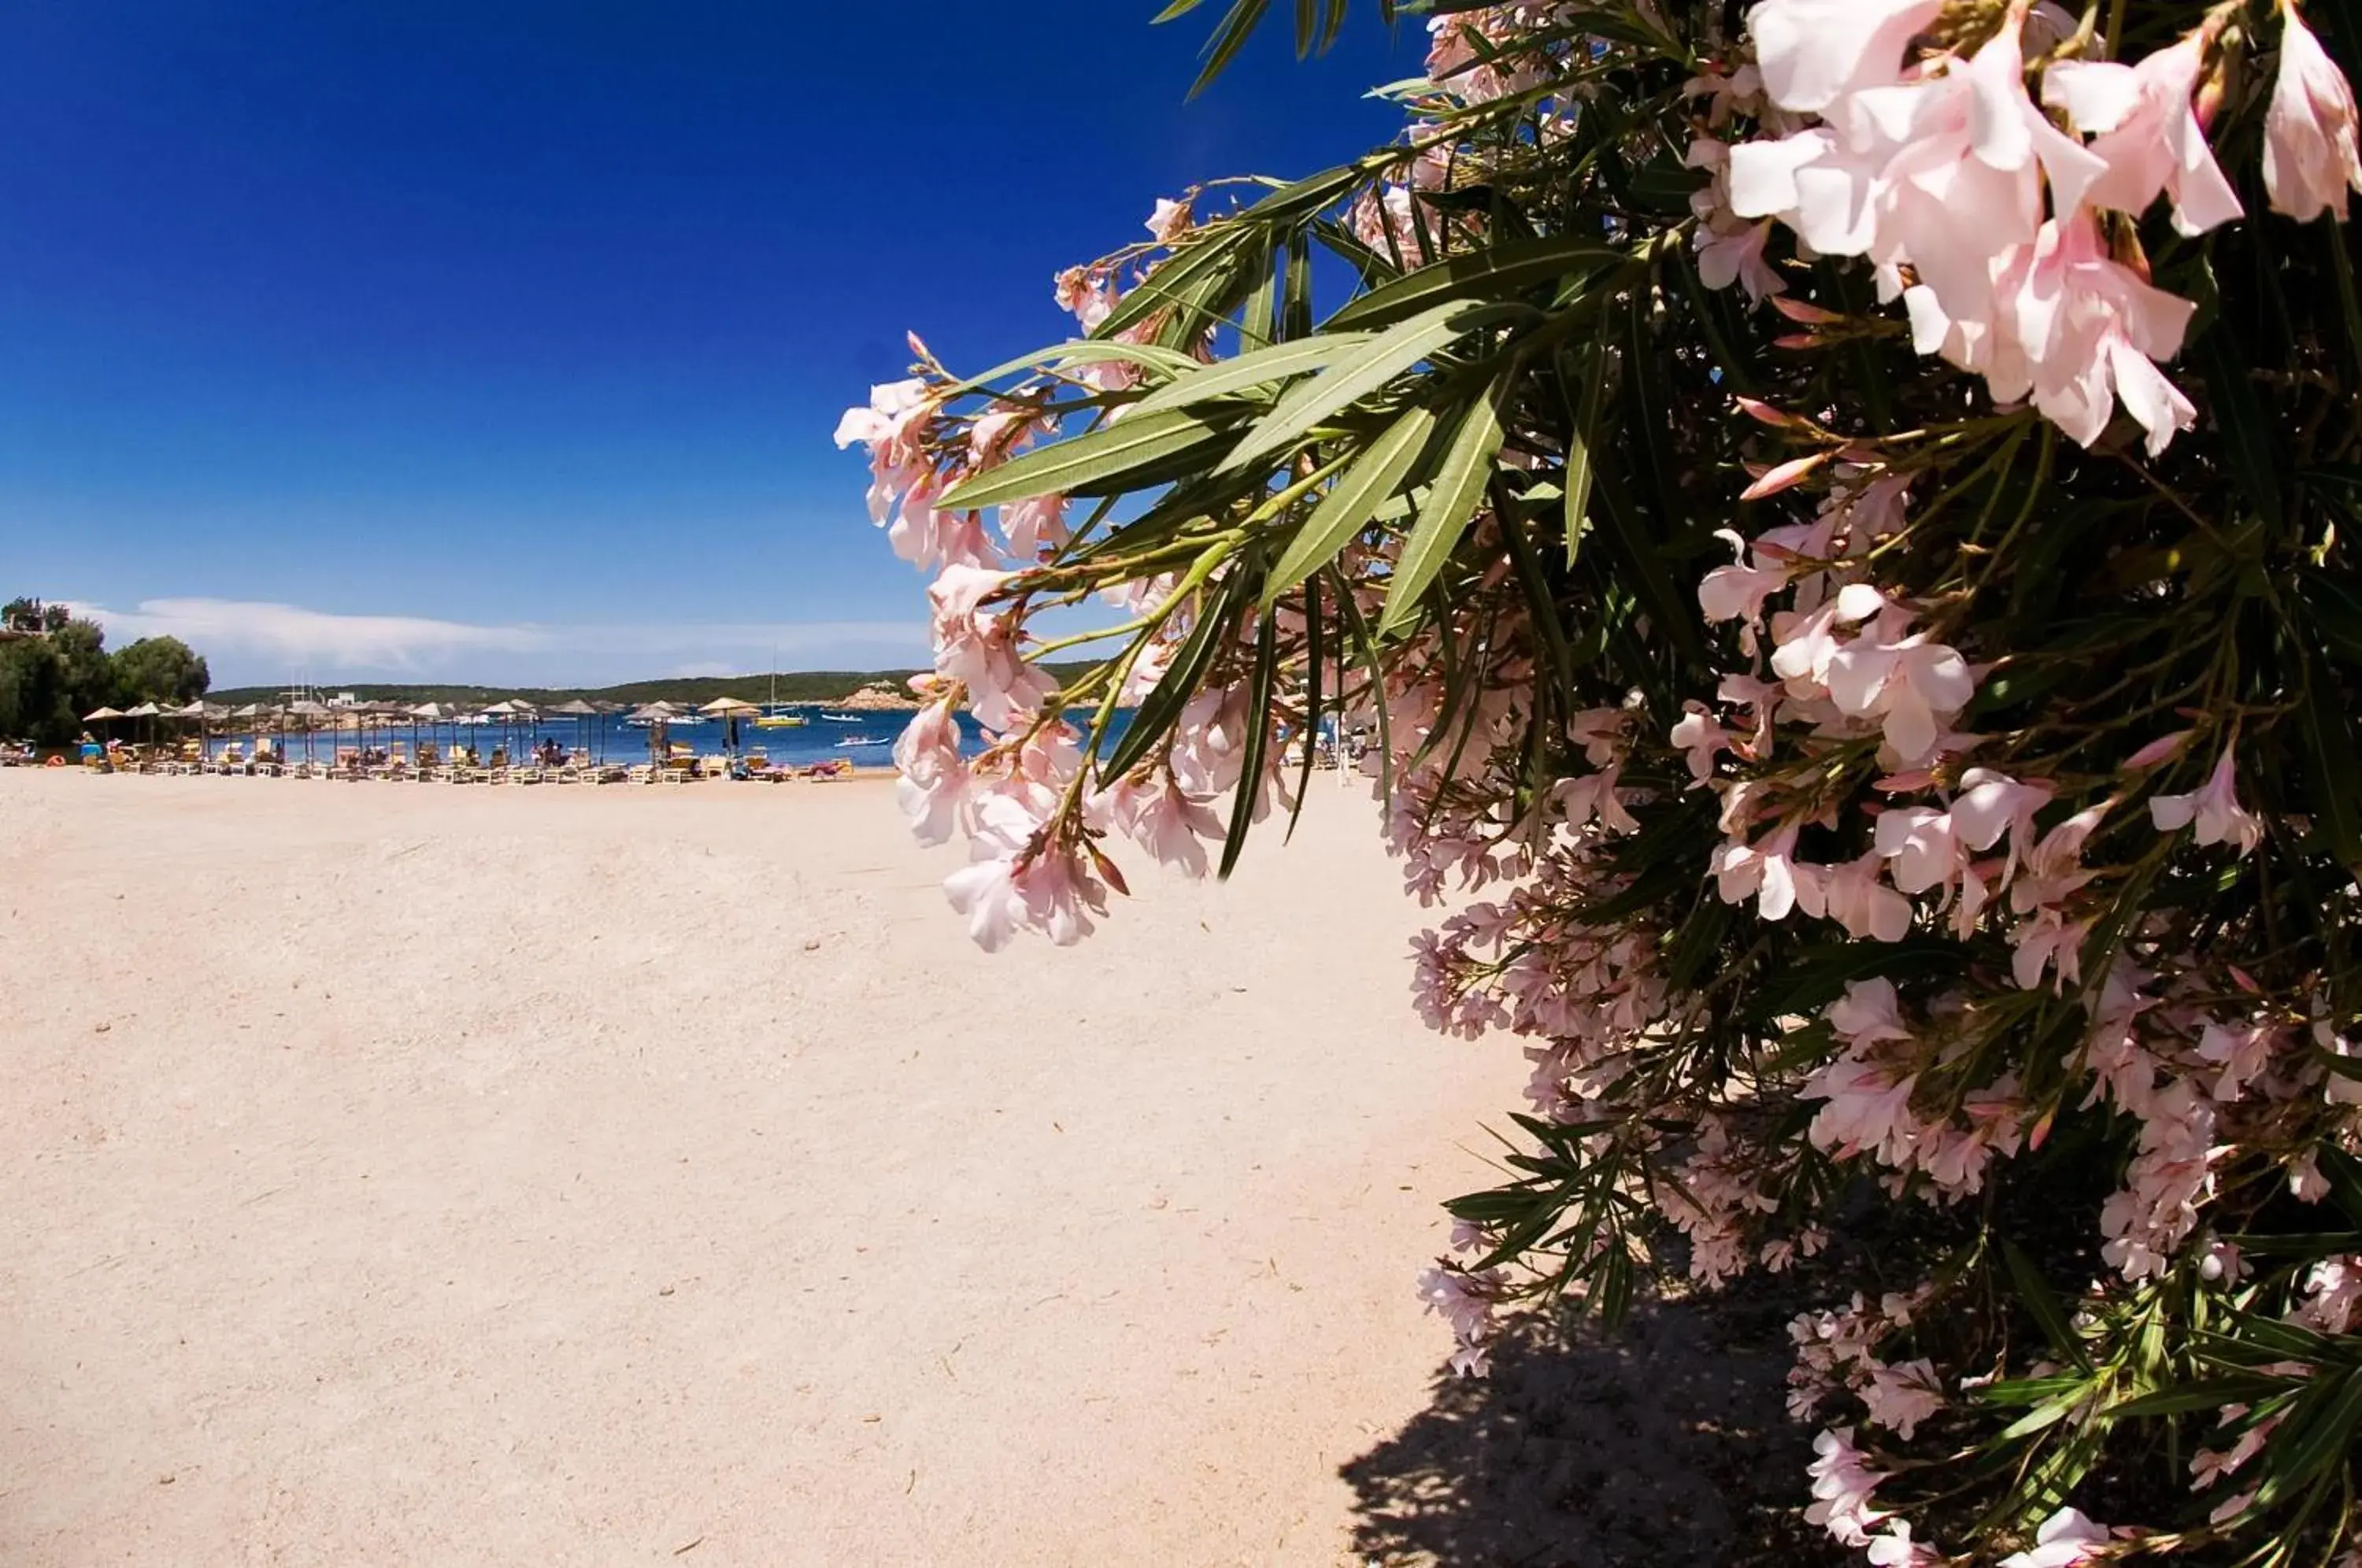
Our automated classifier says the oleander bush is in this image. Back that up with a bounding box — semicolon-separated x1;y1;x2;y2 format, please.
839;2;2362;1559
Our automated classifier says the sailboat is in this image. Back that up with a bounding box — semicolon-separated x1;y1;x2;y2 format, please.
753;667;808;729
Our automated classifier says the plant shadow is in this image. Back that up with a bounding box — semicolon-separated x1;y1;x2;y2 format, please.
1340;1292;1854;1566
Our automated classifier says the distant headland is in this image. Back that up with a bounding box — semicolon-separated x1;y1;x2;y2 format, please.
204;664;1094;713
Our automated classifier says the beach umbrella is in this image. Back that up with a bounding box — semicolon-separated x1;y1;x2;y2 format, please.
546;698;599;764
120;701;161;751
287;699;329;766
699;697;759;758
409;702;450;765
166;700;207;762
81;704;124;750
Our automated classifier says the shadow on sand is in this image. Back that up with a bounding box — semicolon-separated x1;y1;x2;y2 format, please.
1340;1294;1855;1567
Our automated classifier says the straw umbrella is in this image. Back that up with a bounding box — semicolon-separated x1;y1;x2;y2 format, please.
118;701;161;757
82;705;124;756
698;696;759;758
408;702;448;767
286;699;329;767
168;699;208;764
546;698;600;766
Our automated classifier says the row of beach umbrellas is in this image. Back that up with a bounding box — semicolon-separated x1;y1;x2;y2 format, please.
82;695;772;764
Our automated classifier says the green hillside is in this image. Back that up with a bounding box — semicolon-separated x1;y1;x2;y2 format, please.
206;665;1094;708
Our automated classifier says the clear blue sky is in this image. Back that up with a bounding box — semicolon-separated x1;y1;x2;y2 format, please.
0;1;1412;687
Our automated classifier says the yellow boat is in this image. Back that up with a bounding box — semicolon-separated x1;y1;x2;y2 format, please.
755;712;808;729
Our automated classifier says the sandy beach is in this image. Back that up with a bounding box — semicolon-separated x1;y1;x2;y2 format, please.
0;770;1530;1565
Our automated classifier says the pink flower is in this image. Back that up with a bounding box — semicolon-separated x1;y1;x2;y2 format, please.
1416;1263;1505;1377
2044;31;2243;236
1145;196;1194;243
1825;608;1978;766
1860;1356;1944;1439
2000;1507;2111;1568
942;789;1106;951
835;377;951;550
1867;1521;1944;1566
1001;493;1069;560
2266;4;2362;221
2149;748;2263;855
1770;582;1886;696
1749;0;1942;115
1874;805;1961;897
1712;822;1825;921
1826;853;1916;941
928;565;1055;731
2010;912;2090;991
891;701;967;846
1698;528;1786;643
1830;978;1912;1047
1670;704;1734;785
2005;211;2200;456
1092;774;1220;877
1805;1426;1894;1547
1695;217;1785;304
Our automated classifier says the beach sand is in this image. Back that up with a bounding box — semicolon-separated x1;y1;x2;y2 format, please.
0;770;1529;1566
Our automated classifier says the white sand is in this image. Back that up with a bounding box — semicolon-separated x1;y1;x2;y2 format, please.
0;771;1523;1565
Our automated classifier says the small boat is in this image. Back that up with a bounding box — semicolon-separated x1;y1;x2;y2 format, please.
820;713;862;723
754;670;808;727
835;737;889;749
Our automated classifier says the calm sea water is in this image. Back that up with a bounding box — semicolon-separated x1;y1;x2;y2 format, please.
212;709;1131;770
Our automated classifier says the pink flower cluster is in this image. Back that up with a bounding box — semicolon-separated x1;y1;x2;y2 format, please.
1709;0;2362;455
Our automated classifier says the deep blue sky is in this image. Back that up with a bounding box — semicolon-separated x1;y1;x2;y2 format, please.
0;1;1412;686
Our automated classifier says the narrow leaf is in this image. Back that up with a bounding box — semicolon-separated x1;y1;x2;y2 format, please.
1380;380;1506;635
1131;332;1374;416
1263;401;1443;606
943;408;1231;508
1218;603;1279;878
1219;301;1484;475
1561;342;1608;566
1327;235;1624;331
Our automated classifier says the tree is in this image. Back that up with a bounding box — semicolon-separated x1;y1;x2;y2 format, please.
0;637;63;741
109;636;209;707
843;2;2362;1560
46;619;113;731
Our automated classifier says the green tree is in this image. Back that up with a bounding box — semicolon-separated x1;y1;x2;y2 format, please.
0;638;62;741
48;619;114;732
109;635;209;706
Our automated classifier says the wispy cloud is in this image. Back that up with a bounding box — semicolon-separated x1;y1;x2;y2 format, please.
65;597;931;686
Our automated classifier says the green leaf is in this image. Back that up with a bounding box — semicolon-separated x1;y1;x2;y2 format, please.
1560;342;1609;567
2192;285;2286;532
1284;572;1322;845
1097;220;1264;341
2002;1237;2091;1370
2298;647;2362;878
943;408;1235;508
1218;600;1279;878
941;338;1205;399
1218;300;1489;475
1101;564;1241;782
2107;1377;2295;1420
1131;332;1374;416
1588;460;1708;667
1187;0;1272;97
2250;1363;2362;1512
1326;235;1626;331
1380;380;1505;636
1263;401;1444;606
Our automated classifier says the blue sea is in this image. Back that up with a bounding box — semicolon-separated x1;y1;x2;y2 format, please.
213;708;1130;770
